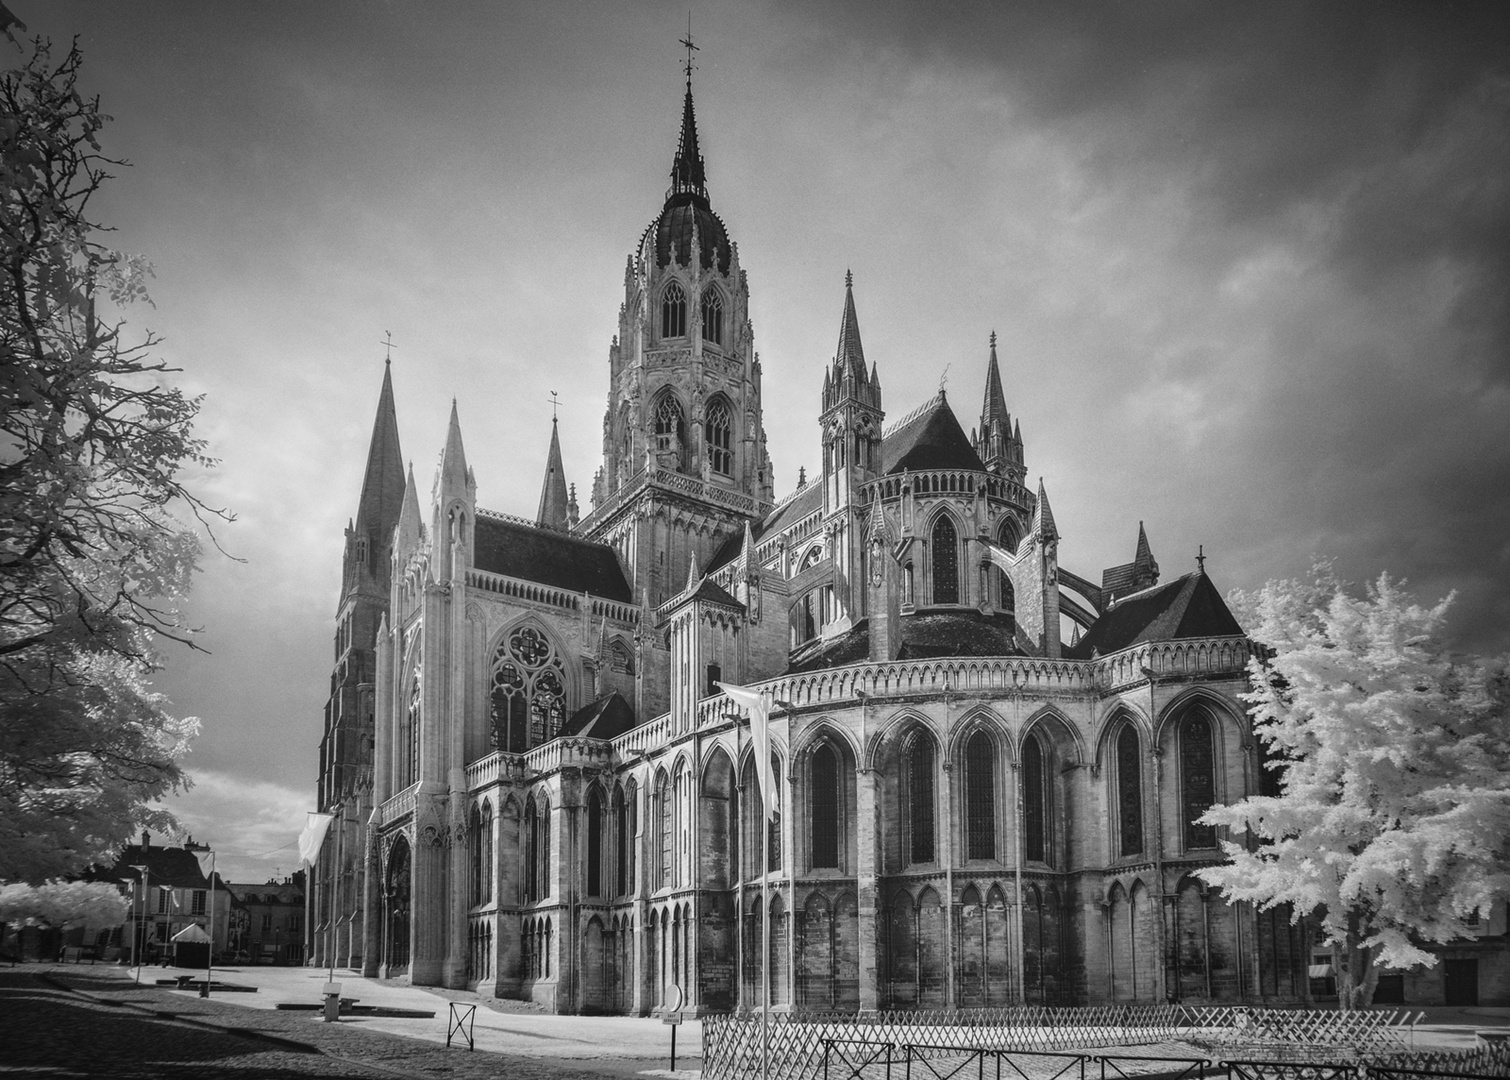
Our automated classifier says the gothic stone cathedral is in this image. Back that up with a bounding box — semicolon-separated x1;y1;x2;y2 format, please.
312;75;1310;1014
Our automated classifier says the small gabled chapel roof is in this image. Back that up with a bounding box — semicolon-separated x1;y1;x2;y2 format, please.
1065;571;1243;659
559;691;637;740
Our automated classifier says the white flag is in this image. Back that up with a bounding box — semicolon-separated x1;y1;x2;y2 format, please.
192;850;214;880
717;683;779;821
298;812;336;866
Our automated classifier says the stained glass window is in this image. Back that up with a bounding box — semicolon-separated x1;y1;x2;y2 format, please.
932;516;959;604
906;734;936;865
1181;711;1217;849
1024;734;1047;864
489;626;567;752
965;731;995;861
1117;724;1144;857
810;744;840;869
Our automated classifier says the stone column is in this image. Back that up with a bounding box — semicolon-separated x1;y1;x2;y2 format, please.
855;766;881;1012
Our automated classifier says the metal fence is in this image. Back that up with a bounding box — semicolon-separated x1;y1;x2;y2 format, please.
703;1007;1440;1080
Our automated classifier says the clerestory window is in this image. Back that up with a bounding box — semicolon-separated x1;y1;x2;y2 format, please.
931;515;959;604
705;398;733;476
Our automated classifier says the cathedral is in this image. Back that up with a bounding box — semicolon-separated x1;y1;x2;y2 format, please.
310;70;1311;1015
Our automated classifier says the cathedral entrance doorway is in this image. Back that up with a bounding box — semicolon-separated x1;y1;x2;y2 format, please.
383;836;411;975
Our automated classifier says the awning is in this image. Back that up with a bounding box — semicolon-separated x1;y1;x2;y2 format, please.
172;923;211;943
1308;963;1333;978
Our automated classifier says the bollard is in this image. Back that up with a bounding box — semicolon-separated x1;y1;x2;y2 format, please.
321;982;342;1023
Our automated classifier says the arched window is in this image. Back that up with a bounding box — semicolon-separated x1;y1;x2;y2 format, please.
587;788;604;897
700;287;723;345
615;782;636;898
810;743;840;870
964;731;995;861
489;625;567;752
705;398;733;476
1116;724;1144;858
523;799;538;902
931;516;959;604
653;393;686;469
402;664;421;789
904;732;936;865
1023;734;1048;864
470;804;484;905
661;281;686;338
656;771;673;890
537;797;550;899
1181;709;1217;849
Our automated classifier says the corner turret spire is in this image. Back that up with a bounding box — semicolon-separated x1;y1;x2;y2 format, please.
536;417;571;533
669;76;707;201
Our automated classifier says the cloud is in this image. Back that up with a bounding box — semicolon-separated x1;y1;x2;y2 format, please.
164;770;310;885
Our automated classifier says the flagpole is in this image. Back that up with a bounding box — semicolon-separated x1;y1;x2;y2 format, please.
761;691;771;1080
329;809;343;985
140;866;150;982
201;850;215;997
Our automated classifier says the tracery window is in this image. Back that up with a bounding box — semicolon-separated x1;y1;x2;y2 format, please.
654;394;686;469
489;626;567;753
810;743;840;870
1116;724;1144;858
931;516;959;604
904;732;936;865
470;802;493;906
523;799;538;902
661;281;686;338
657;771;673;890
700;287;723;346
1023;734;1048;864
1181;710;1217;849
705;398;733;475
964;731;995;861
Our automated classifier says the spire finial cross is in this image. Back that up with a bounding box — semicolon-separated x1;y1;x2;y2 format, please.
548;390;560;423
989;329;997;350
381;330;396;365
1196;544;1206;573
845;268;853;289
679;14;699;82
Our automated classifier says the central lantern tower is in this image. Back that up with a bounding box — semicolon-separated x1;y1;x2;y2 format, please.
582;73;774;626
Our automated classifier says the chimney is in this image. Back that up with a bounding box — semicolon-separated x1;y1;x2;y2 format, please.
141;830;150;848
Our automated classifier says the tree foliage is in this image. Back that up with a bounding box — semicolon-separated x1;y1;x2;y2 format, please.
0;879;128;929
0;40;226;881
1198;565;1510;1008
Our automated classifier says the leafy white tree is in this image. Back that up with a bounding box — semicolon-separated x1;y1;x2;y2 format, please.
1198;566;1510;1008
0;879;129;930
1;40;226;881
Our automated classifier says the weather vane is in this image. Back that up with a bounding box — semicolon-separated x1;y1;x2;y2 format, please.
680;13;698;80
548;390;560;422
381;330;396;365
1196;544;1206;573
939;363;950;395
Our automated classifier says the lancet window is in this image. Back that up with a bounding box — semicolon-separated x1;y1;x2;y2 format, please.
931;516;959;604
810;743;840;870
705;398;733;476
1116;724;1144;858
653;394;686;469
904;732;936;865
1023;733;1048;864
586;788;604;897
964;731;996;861
1181;709;1217;850
661;281;686;338
401;665;421;789
700;287;723;346
489;625;567;753
470;801;493;906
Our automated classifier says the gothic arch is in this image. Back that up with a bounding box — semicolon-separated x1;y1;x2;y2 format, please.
1091;702;1153;772
923;506;966;606
863;707;936;771
1019;704;1086;765
945;705;1011;763
792;717;863;764
1154;685;1246;746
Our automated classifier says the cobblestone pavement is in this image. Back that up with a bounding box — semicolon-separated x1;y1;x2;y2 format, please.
1;964;634;1079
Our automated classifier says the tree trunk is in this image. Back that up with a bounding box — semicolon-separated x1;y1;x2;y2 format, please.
1332;912;1382;1010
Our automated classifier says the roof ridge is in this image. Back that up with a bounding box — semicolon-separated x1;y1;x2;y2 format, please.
1105;571;1191;610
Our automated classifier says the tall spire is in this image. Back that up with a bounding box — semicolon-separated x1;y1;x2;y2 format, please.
669;75;707;200
836;269;866;381
981;331;1009;433
1033;477;1058;542
354;360;405;542
438;399;468;497
536;418;571;533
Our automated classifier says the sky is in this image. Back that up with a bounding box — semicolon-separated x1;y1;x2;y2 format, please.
12;1;1508;883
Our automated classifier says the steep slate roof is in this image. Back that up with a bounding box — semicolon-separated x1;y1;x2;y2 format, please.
1065;572;1244;659
559;691;638;739
536;419;571;532
881;394;986;474
89;843;218;891
474;515;632;602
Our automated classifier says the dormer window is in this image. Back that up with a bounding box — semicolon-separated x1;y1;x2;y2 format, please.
700;288;723;346
661;281;687;338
